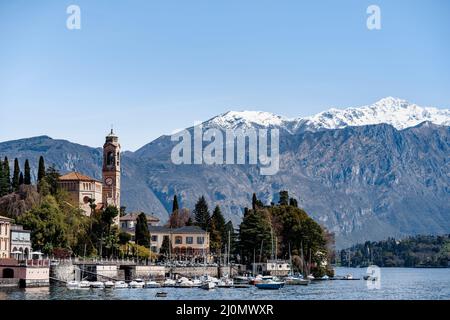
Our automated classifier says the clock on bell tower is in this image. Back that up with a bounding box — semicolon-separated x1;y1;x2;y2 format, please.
102;128;121;216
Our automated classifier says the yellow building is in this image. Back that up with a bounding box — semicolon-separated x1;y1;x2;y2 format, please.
58;172;103;215
0;215;12;259
57;129;121;223
148;226;210;260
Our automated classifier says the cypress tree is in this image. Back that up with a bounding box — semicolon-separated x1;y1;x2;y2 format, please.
252;193;257;211
0;160;6;196
289;197;298;207
193;196;210;231
3;157;11;192
172;195;179;213
135;212;150;247
38;156;46;182
19;172;24;185
12;158;20;191
24;159;31;185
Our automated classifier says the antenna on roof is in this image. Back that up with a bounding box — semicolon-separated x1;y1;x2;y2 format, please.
110;124;114;135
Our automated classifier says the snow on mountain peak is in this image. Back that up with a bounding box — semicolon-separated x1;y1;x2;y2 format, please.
207;110;290;129
303;97;450;130
204;98;449;132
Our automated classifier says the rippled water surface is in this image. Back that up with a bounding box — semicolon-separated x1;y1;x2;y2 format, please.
1;268;450;300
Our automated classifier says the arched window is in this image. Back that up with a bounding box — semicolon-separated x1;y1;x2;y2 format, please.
106;152;114;166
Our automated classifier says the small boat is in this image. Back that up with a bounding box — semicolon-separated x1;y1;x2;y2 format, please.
255;280;285;290
233;276;250;285
79;280;91;289
145;281;161;288
114;281;129;289
66;280;80;289
163;279;177;287
178;280;194;288
104;281;115;288
156;291;168;298
90;281;105;289
129;279;145;288
217;277;234;288
306;274;315;280
343;274;354;280
284;275;310;286
192;279;202;287
201;281;216;290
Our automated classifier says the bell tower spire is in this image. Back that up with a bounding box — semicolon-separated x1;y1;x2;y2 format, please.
102;128;121;223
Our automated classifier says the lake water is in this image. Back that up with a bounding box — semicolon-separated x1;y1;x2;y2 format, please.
1;268;450;300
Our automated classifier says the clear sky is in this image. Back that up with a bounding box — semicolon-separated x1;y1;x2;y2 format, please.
1;0;449;151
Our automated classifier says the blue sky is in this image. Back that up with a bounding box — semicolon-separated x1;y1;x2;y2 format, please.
1;0;449;151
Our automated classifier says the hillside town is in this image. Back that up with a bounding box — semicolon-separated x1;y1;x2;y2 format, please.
0;130;334;290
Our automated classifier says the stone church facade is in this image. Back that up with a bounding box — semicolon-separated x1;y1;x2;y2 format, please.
58;130;121;223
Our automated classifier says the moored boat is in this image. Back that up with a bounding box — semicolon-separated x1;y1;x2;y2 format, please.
163;279;177;287
66;280;80;289
284;275;310;286
201;281;216;290
104;281;115;288
255;279;285;290
145;281;161;288
129;279;145;288
90;281;105;289
114;281;129;289
79;280;91;289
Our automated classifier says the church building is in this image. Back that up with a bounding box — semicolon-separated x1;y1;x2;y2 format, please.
58;129;121;223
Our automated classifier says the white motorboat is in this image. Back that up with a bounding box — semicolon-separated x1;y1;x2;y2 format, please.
306;274;315;280
104;281;115;288
201;281;216;290
66;280;79;289
163;279;177;287
129;279;145;288
178;279;194;288
284;275;310;286
79;280;91;289
217;277;234;288
90;281;105;289
114;281;129;289
192;279;202;287
145;281;161;288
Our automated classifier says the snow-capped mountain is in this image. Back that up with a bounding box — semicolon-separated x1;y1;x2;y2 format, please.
302;97;450;131
206;110;291;130
206;97;450;132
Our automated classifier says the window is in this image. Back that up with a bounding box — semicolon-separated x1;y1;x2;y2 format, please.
151;235;158;242
186;237;193;244
175;236;182;244
197;237;205;245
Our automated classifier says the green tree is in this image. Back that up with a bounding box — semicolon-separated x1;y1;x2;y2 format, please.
43;166;61;195
135;212;150;248
24;159;31;185
193;196;210;231
0;160;7;196
118;231;132;245
289;197;298;207
3;157;11;193
239;208;273;265
38;156;46;182
160;236;171;257
172;195;179;213
279;190;289;206
12;158;20;191
19;172;24;186
210;205;226;252
225;220;238;256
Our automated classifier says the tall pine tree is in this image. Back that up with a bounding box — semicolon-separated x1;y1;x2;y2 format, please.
24;159;31;185
193;196;210;231
38;156;46;182
19;172;24;185
210;205;226;253
279;190;289;206
12;158;20;191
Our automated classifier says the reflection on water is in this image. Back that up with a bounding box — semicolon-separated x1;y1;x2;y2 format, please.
1;268;450;300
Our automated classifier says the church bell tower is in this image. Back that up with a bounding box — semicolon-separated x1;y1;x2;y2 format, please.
102;129;121;215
